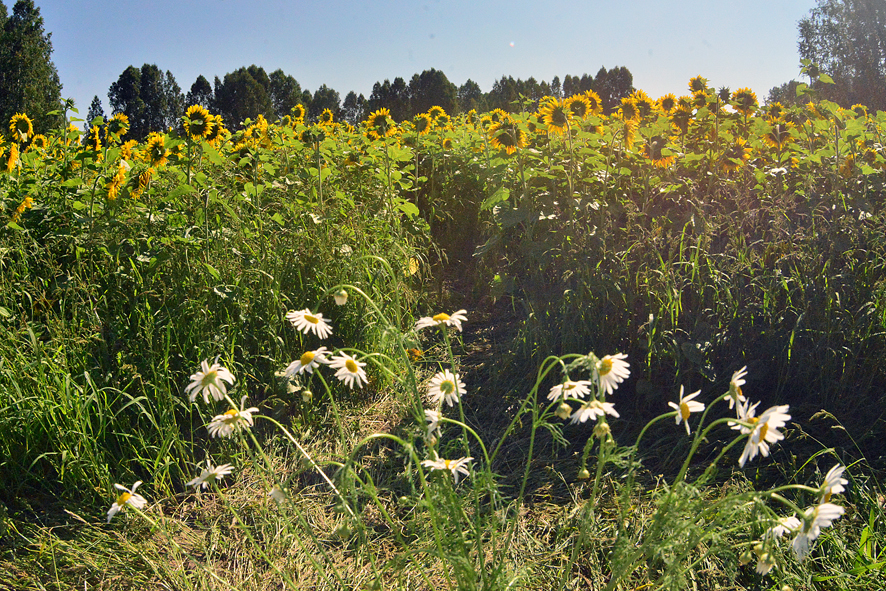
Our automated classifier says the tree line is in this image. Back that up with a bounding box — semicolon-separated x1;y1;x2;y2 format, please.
87;64;636;140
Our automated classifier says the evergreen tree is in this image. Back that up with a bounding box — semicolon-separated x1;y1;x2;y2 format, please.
457;79;484;113
341;91;365;124
108;66;144;137
163;69;184;130
551;76;562;98
185;75;213;110
213;65;275;128
308;84;340;121
268;69;304;120
0;0;63;132
408;68;457;117
84;95;104;131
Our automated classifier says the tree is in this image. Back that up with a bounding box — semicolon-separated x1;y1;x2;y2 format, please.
84;95;104;131
108;66;144;136
186;75;213;110
162;69;184;130
341;91;365;124
408;68;458;116
594;66;634;114
457;79;485;113
213;65;275;128
798;0;886;109
550;76;562;98
767;80;807;106
108;64;183;139
308;84;340;121
139;64;169;137
268;69;306;121
0;0;63;133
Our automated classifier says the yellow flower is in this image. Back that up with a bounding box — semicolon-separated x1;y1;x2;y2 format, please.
689;75;708;93
731;88;758;117
427;106;446;121
584;90;604;115
11;194;33;223
144;133;169;167
205;115;225;145
120;139;138;160
539;98;572;135
721;137;751;172
617;97;641;123
366;108;394;139
105;113;129;142
488;116;527;155
28;134;48;152
564;94;591;120
413;113;433;135
629;90;655;119
106;162;128;200
183;105;214;140
763;122;794;150
5;143;19;173
657;93;677;114
319;108;334;125
642;135;674;168
85;126;102;152
9;113;33;142
290;103;306;122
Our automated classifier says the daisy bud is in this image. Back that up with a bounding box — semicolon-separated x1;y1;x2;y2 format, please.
301;389;313;403
739;549;754;566
333;289;348;306
577;468;590;480
555;402;573;420
593;422;611;439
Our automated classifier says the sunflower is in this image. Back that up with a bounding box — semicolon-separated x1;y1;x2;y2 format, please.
105;113;130;142
9;113;33;142
28;134;48;152
291;103;306;122
205;115;225;145
183;105;214;140
763;121;794;150
441;137;453;150
584;90;604;115
630;90;655;119
319;108;334;125
366;108;394;139
465;109;478;126
130;167;154;200
10;195;33;224
106;163;128;200
731;88;758;117
434;113;451;129
120;139;138;160
144;133;169;167
642;135;674;168
670;105;694;135
850;104;868;118
720;137;751;172
539;98;572;135
413;113;433;135
691;91;709;109
85;126;102;152
689;75;708;93
657;94;677;114
488;108;508;124
765;102;784;121
617;97;641;123
427;106;446;121
565;94;591;120
5;143;18;173
488;117;528;155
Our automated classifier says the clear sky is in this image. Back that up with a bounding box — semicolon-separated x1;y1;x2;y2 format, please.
37;0;815;117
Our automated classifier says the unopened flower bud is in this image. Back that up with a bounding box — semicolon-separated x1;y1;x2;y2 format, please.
301;389;313;403
334;289;348;306
555;402;572;420
577;468;590;480
593;422;611;439
739;549;754;566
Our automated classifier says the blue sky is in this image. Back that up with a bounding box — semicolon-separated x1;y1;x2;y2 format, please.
37;0;815;117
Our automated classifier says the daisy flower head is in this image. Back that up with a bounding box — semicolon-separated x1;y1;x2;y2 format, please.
764;515;801;541
738;404;791;468
414;309;467;332
820;464;848;502
667;385;705;435
594;353;630;396
547;379;593;402
729;399;760;433
792;502;845;560
329;353;368;389
186;460;234;490
286;308;333;339
421;455;473;484
107;481;147;523
569;400;620;424
284;346;330;377
185;359;236;404
727;366;748;409
427;369;465;407
207;395;259;438
424;409;442;440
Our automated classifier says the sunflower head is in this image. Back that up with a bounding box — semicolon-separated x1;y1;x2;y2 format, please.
441;137;453;150
366;108;393;138
617;97;640;123
850;104;868;118
670;105;694;135
465;109;478;126
629;90;655;119
205;115;225;145
413;113;432;135
144;133;169;167
656;94;677;115
488;117;528;155
85;126;102;152
730;88;758;116
489;109;508;124
565;95;591;120
765;102;784;121
642;135;674;168
539;98;572;134
584;90;604;115
9;113;33;142
183;105;214;140
689;75;708;94
763;121;795;149
320;108;334;125
721;137;751;172
434;113;451;129
427;106;446;121
28;134;48;152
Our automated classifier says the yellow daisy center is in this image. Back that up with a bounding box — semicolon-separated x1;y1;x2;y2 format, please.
440;380;455;395
116;492;132;505
564;383;576;391
759;423;769;440
305;314;319;325
300;351;315;365
432;313;450;323
444;459;454;469
598;358;613;376
345;359;359;373
201;370;218;386
224;409;238;418
680;402;691;420
824;491;832;502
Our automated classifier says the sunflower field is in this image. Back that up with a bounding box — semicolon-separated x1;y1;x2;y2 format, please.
2;75;886;590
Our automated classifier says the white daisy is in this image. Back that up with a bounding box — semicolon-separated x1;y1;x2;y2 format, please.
667;385;705;435
328;353;368;389
819;464;848;502
594;353;630;396
186;460;233;490
421;455;473;484
738;404;791;468
764;515;802;541
207;395;259;438
107;481;147;523
729;399;760;434
546;379;593;401
184;359;236;404
791;502;845;560
569;400;620;424
727;366;748;409
414;309;467;332
284;346;330;377
286;308;333;339
427;369;465;407
424;409;442;439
